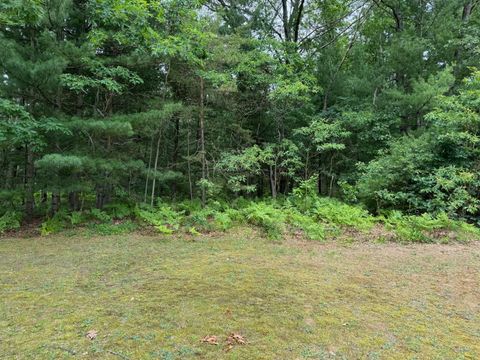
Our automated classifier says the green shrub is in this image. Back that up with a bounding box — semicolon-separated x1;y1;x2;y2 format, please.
175;199;203;215
383;211;480;243
89;208;112;222
68;211;85;226
41;212;68;236
287;209;325;241
312;197;375;231
135;205;184;234
290;176;319;214
183;208;215;233
182;206;236;233
0;211;22;234
104;203;134;219
241;202;285;239
213;211;234;231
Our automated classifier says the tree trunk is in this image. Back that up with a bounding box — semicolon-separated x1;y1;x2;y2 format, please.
5;160;14;189
51;191;60;215
68;192;79;211
41;191;48;204
25;147;35;220
171;116;180;199
187;127;194;201
454;1;475;75
150;131;162;207
96;186;105;209
144;136;154;203
462;1;474;22
199;76;207;207
269;165;277;199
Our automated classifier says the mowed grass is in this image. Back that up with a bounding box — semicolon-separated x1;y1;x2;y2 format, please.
1;228;480;359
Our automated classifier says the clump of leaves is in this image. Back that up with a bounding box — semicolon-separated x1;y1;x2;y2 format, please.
40;212;68;236
104;202;135;219
68;211;85;226
240;202;285;239
286;209;325;241
0;211;22;234
312;197;375;231
201;335;218;345
183;208;215;233
383;211;480;243
135;204;184;234
225;333;247;352
89;208;112;223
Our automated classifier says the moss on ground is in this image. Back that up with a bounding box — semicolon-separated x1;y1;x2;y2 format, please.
1;228;479;359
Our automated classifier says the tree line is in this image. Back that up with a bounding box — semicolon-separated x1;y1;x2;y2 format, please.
1;0;479;224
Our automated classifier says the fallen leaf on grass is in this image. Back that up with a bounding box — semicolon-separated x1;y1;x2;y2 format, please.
226;333;246;347
201;335;219;345
86;330;98;340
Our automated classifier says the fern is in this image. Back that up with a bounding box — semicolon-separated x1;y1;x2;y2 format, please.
0;211;22;234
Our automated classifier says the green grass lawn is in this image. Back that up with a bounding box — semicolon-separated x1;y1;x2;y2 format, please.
1;228;479;359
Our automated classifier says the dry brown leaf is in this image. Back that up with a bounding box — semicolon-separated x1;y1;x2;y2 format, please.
226;333;246;346
201;335;219;345
86;330;98;340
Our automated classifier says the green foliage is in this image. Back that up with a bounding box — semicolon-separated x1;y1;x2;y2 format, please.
87;221;138;236
290;176;320;213
0;211;22;234
240;202;286;239
68;211;85;226
41;214;67;236
312;198;375;231
383;211;480;243
286;209;325;241
291;176;374;232
104;203;135;220
135;205;184;234
89;209;112;223
213;211;235;232
2;0;480;237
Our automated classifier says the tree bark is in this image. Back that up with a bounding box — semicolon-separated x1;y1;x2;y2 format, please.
144;136;154;203
25;147;35;220
5;159;14;189
51;191;60;215
150;131;162;207
269;165;277;199
199;76;207;207
171;116;180;199
187;127;194;201
68;192;79;211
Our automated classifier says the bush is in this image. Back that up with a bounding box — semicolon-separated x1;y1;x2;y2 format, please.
41;212;68;236
89;208;112;223
286;209;325;241
68;211;86;226
383;211;480;243
213;211;235;231
240;202;285;239
183;208;215;233
104;203;135;219
135;205;184;234
290;176;319;214
312;197;375;231
0;211;22;234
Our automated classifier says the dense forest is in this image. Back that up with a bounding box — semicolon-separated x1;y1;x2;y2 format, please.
1;0;480;234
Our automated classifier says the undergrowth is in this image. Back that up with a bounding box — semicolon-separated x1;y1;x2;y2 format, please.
5;178;479;243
